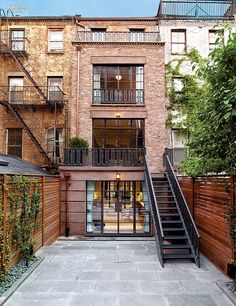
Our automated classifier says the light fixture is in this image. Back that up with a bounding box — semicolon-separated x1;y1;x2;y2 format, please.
115;75;122;81
116;173;120;181
116;112;120;118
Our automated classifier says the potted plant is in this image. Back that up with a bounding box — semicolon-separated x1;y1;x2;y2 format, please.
68;136;89;165
227;259;236;279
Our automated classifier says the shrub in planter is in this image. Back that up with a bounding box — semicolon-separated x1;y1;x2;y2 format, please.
68;137;89;165
68;137;89;149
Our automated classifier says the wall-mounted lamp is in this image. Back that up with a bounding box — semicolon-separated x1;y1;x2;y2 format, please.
116;112;120;118
116;173;120;181
115;75;122;81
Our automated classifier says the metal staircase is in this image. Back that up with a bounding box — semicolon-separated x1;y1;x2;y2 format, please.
144;153;200;267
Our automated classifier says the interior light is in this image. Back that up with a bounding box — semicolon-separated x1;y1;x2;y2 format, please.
115;75;122;81
116;173;120;181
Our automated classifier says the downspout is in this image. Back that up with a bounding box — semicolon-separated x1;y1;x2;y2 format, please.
64;172;71;237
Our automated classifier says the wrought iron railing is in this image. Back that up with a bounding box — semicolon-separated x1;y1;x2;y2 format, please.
163;148;200;267
93;89;144;105
74;31;161;43
0;30;29;53
158;0;234;18
0;86;64;104
144;155;164;267
64;148;145;166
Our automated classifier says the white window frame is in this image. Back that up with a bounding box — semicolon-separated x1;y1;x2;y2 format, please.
48;29;64;52
46;127;63;163
9;77;24;103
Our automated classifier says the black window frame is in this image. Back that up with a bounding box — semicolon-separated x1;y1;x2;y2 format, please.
7;128;23;158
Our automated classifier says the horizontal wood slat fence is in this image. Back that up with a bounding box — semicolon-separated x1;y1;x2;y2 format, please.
178;175;236;274
0;174;60;270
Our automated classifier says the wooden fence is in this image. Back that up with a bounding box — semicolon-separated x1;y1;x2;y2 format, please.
178;175;236;274
0;174;60;270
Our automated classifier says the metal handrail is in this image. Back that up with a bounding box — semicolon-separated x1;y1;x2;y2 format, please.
144;155;164;267
93;89;144;105
74;31;161;43
164;148;200;267
64;148;145;167
0;86;64;104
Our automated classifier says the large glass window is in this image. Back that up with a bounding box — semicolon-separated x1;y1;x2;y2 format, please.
7;128;22;158
172;129;188;164
9;77;24;103
47;77;63;101
93;65;144;104
93;119;144;148
87;181;150;235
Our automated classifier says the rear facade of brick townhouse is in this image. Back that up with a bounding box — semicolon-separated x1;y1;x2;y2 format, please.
2;1;234;239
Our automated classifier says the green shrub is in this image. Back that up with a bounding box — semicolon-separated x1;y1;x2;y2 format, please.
68;137;89;149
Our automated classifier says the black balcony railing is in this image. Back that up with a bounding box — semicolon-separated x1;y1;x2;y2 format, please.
64;148;145;166
0;86;64;105
74;31;161;43
93;89;144;105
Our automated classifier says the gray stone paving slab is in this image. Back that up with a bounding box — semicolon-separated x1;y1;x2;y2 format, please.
166;294;217;306
119;294;168;306
2;239;235;306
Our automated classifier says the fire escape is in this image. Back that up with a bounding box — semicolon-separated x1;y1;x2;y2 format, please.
0;17;66;170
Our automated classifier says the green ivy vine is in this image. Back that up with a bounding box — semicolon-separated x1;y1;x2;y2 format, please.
0;175;41;282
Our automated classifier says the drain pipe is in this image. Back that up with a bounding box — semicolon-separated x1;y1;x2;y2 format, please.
64;172;71;237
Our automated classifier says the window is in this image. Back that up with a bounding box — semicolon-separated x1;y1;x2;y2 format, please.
46;127;63;163
48;30;63;52
47;77;63;101
11;29;25;51
91;28;107;41
173;77;184;93
9;77;24;103
93;119;144;148
171;29;186;54
172;130;188;164
209;30;217;51
7;128;23;158
93;65;144;104
129;29;145;42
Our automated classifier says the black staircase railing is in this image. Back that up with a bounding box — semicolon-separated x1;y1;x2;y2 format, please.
163;148;200;267
64;148;145;167
144;155;164;267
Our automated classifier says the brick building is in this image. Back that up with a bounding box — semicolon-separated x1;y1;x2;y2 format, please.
0;15;75;167
60;16;166;236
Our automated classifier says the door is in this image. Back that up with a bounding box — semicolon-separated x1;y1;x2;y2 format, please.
87;181;150;235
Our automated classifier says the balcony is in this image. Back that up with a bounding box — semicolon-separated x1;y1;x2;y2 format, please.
74;31;161;44
0;30;28;55
64;148;145;167
0;86;64;107
93;89;144;105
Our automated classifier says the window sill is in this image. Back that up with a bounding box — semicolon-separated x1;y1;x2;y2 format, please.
47;51;64;55
91;103;145;107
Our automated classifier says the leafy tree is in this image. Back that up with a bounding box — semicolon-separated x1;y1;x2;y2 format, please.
180;30;236;176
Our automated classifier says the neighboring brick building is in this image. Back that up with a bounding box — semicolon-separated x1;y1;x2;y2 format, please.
0;16;75;167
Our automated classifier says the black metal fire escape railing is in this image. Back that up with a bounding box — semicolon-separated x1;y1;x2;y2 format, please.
163;148;200;267
144;155;164;267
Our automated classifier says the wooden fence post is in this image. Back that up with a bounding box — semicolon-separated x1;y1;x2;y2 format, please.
41;176;45;246
230;175;235;260
2;175;7;268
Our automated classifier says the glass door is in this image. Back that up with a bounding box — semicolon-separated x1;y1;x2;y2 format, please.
87;181;150;235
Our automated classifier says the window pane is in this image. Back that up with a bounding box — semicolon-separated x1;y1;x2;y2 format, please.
7;129;22;158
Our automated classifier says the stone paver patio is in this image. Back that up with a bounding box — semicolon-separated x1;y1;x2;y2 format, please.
2;238;235;306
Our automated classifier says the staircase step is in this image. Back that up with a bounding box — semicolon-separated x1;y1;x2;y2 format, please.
158;201;176;204
164;235;187;240
156;195;174;198
159;207;178;210
162;220;182;224
163;244;190;249
160;213;180;217
163;254;194;259
163;227;185;231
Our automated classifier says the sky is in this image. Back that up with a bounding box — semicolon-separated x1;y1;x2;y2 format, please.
0;0;159;17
